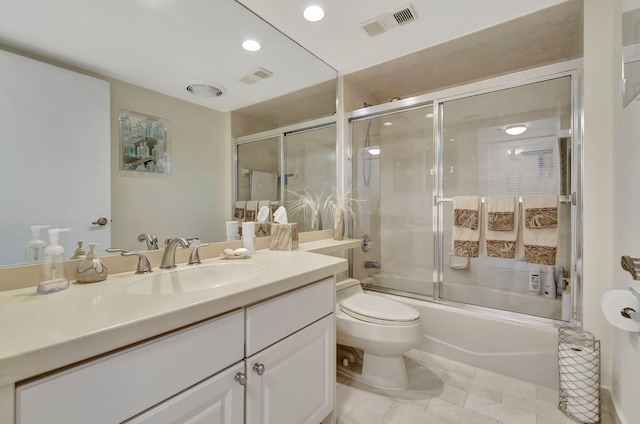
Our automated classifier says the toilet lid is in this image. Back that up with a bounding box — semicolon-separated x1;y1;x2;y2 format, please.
340;294;420;325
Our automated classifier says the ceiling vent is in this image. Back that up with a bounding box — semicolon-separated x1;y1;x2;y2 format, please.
186;82;225;97
239;67;274;85
360;3;417;37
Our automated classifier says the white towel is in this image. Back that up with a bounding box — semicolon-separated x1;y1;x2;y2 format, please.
452;196;480;257
485;195;518;259
522;194;559;265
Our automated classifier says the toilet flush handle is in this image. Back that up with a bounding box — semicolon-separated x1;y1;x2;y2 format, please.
253;363;265;375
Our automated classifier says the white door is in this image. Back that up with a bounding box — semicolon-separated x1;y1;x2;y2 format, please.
246;314;335;424
125;362;245;424
0;49;110;266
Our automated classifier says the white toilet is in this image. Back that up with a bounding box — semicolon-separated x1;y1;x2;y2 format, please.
336;278;423;389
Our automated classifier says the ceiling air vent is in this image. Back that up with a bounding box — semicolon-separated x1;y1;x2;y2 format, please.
360;3;417;37
239;67;274;85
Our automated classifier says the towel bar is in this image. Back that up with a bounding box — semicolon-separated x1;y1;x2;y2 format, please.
436;194;573;204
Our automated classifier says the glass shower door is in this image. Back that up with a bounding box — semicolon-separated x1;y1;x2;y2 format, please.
352;106;435;296
284;125;337;232
439;77;573;320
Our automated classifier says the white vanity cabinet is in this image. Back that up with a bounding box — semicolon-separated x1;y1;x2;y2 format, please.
15;277;336;424
15;311;245;424
245;278;335;424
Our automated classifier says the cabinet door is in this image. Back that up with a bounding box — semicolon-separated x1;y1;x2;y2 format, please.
246;314;335;424
124;362;245;424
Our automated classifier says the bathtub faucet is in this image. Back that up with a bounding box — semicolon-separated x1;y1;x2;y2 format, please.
364;261;381;269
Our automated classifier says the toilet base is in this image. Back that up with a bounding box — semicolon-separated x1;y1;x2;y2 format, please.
337;352;409;390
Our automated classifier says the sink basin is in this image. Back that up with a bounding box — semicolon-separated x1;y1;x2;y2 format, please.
123;262;266;295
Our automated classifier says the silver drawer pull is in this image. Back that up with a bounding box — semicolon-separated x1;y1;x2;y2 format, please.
253;363;265;375
234;372;246;385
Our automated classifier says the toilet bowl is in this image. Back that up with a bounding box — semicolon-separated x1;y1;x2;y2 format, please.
336;278;423;389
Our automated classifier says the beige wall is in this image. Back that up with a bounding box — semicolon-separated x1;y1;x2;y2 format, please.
583;1;640;423
607;1;640;422
110;81;230;250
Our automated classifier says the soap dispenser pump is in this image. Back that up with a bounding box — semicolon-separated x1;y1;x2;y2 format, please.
25;225;50;262
75;243;108;283
37;228;71;295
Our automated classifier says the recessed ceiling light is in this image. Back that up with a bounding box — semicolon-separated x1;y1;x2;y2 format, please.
425;113;434;118
368;147;381;155
505;124;527;136
383;121;392;127
242;40;261;52
304;5;325;22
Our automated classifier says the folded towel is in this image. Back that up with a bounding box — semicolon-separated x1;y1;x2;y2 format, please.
234;200;247;222
453;196;480;257
485;195;518;259
522;194;559;265
486;195;515;231
453;196;480;230
523;194;558;229
245;200;259;222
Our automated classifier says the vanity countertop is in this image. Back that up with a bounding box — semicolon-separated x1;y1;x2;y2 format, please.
0;249;346;387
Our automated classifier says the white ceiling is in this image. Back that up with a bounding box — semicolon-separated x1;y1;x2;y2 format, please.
0;0;335;112
239;0;570;74
0;0;572;112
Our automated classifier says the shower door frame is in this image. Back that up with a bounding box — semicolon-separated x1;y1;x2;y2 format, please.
347;59;583;328
233;115;337;212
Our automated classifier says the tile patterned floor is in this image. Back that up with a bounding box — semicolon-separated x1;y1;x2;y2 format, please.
336;349;614;424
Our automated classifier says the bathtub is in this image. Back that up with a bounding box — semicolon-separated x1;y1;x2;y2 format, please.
362;276;560;389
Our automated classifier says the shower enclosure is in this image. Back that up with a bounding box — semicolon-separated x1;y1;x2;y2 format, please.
235;117;337;232
350;64;581;323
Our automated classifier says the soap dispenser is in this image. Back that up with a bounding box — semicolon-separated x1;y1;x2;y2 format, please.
37;228;71;295
75;243;108;283
25;225;50;263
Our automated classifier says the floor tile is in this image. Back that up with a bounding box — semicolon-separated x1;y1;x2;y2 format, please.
474;368;537;399
464;393;536;424
334;349;598;424
339;404;397;424
384;402;450;424
337;382;394;416
426;397;499;424
440;370;503;402
501;390;575;424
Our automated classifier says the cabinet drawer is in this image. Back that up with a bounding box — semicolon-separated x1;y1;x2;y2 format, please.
246;277;334;356
16;310;244;424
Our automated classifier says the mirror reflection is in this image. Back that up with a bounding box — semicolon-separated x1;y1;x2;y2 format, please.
0;0;337;267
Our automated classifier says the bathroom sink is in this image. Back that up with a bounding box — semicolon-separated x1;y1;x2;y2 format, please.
123;262;266;295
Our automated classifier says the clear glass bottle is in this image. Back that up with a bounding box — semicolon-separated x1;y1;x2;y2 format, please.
37;228;71;295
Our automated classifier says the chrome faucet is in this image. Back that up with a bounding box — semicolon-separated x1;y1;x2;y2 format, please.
364;260;381;269
160;237;190;269
137;233;159;250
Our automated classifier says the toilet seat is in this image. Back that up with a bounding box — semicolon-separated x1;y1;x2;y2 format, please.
339;294;420;326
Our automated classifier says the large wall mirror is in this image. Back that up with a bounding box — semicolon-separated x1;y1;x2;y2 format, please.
0;0;336;268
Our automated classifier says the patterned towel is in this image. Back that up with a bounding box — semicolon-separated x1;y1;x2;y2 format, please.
522;194;559;265
452;196;480;258
234;201;247;222
485;195;518;259
245;200;258;222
